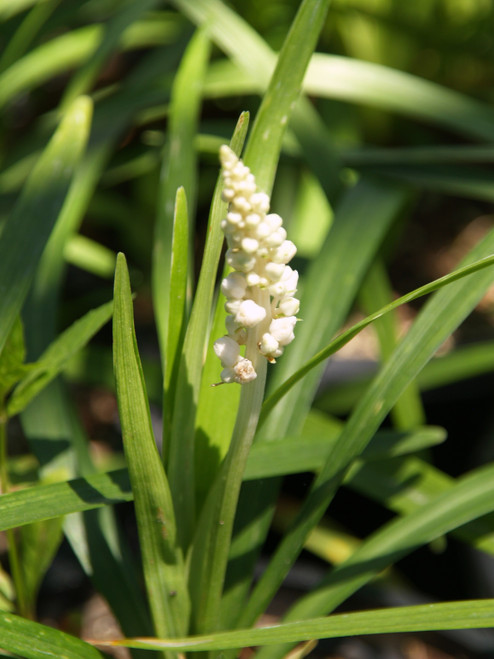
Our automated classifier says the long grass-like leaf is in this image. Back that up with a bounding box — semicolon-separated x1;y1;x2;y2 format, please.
222;176;411;632
162;186;189;438
0;27;101;110
0;96;92;355
0;610;104;659
244;426;446;481
358;259;425;429
204;55;494;142
60;0;161;110
8;300;113;417
346;456;494;556
240;226;494;631
258;461;494;659
153;28;210;373
173;0;341;198
262;251;494;422
186;0;331;636
0;470;131;532
96;600;494;652
113;253;189;638
317;339;494;415
166;112;249;548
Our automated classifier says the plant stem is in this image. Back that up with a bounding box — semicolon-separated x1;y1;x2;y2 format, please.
190;292;269;636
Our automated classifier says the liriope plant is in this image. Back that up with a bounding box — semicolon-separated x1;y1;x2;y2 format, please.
1;0;494;658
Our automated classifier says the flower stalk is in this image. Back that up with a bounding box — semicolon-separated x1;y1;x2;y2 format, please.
191;147;300;634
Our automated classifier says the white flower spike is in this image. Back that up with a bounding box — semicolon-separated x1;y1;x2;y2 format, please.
213;145;300;384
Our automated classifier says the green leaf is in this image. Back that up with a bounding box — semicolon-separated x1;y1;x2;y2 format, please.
241;225;494;631
153;28;210;371
98;600;494;652
0;96;92;356
305;54;494;141
0;469;132;533
187;0;331;636
0;609;104;659
59;0;162;110
258;462;494;659
317;339;494;416
262;251;494;423
347;456;494;556
113;252;189;638
204;54;494;142
358;259;425;429
243;425;446;481
368;163;494;203
0;27;101;110
20;516;64;613
0;0;60;73
166;112;249;549
64;234;116;279
193;269;241;503
0;316;30;404
163;186;189;446
174;0;340;198
241;0;331;192
7;300;113;417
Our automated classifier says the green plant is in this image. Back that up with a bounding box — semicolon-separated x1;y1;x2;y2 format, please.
1;1;494;657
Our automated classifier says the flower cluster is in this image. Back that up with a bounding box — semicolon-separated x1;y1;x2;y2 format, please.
213;145;300;384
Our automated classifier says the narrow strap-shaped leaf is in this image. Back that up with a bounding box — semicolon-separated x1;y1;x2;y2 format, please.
241;225;494;630
0;609;104;659
0;95;92;355
221;177;411;630
64;234;116;278
153;28;210;370
193;268;241;502
186;0;331;636
365;162;494;203
241;0;331;191
358;259;425;429
262;251;494;422
262;176;412;434
8;300;113;417
173;0;340;198
97;599;494;653
0;469;131;532
162;186;189;449
243;426;446;481
59;0;161;110
166;112;249;549
0;0;59;73
204;54;494;142
113;253;189;637
346;455;494;555
257;461;494;659
0;26;101;110
305;54;494;141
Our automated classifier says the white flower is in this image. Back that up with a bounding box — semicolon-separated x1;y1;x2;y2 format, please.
259;333;282;360
278;296;300;316
269;316;297;346
221;357;257;384
235;299;266;328
221;272;247;299
214;336;240;367
213;145;300;385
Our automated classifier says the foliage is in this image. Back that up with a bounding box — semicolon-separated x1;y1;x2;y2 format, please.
1;0;494;657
